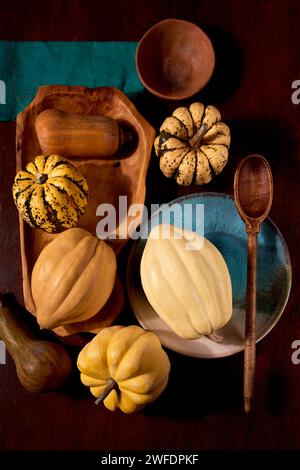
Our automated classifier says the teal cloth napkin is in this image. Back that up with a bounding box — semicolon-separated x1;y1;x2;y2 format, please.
0;41;142;121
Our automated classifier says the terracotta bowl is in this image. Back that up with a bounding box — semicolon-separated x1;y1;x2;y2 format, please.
136;19;215;100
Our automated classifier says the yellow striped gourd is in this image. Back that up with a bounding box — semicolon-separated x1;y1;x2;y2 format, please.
12;155;88;233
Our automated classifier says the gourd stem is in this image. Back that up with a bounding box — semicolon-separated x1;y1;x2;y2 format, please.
95;378;117;405
36;173;48;184
188;124;207;149
207;332;224;343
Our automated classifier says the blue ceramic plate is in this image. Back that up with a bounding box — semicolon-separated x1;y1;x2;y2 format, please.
126;193;292;358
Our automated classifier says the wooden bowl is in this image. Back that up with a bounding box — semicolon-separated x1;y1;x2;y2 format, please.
16;85;155;338
136;19;215;100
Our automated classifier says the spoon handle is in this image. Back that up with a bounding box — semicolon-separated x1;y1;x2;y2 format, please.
244;230;258;413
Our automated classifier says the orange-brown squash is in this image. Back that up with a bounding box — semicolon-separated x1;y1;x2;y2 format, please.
31;228;117;330
35;109;133;158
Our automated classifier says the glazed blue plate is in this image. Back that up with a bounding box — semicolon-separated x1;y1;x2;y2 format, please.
126;193;292;358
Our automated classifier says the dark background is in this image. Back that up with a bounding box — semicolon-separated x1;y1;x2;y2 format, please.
0;0;300;451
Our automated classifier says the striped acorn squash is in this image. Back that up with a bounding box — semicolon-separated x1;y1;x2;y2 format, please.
12;155;88;233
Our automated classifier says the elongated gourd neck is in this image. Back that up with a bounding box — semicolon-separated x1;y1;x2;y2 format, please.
0;296;34;357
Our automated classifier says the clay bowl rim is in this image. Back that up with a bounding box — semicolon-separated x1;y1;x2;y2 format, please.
136;18;216;100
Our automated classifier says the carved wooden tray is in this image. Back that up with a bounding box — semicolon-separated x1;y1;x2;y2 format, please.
16;85;155;337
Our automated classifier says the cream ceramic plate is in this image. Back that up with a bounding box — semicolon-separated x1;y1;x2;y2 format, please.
126;193;292;358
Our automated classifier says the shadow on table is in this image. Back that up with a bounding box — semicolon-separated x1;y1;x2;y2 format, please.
266;373;286;416
229;116;299;171
198;25;244;104
146;350;243;419
132;26;244;123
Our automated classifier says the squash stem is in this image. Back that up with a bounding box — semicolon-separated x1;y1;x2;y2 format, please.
189;124;207;149
36;173;48;184
95;378;117;405
207;332;224;343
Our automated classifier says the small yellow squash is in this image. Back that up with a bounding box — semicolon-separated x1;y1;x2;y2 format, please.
12;154;88;233
154;103;230;186
77;325;170;413
141;224;232;339
31;228;116;329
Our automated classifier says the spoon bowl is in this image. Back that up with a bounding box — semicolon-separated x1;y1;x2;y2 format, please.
234;154;273;222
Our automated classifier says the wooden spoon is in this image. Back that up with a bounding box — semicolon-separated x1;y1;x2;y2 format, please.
234;155;273;413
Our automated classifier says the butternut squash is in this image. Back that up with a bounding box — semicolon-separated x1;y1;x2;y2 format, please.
35;109;133;158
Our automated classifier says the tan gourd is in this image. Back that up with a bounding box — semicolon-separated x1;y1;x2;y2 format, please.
0;295;72;392
31;228;117;330
154;103;230;185
141;224;232;339
35;109;133;158
77;325;170;413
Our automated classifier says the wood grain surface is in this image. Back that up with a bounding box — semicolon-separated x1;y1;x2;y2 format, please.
0;0;300;451
16;85;154;337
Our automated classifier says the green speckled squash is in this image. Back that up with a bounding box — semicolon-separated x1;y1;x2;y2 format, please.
154;103;230;186
12;155;88;233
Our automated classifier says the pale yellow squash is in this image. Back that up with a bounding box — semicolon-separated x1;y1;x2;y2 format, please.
140;224;232;339
77;325;170;413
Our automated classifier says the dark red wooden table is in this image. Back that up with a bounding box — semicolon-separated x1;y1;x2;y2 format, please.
0;0;300;451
